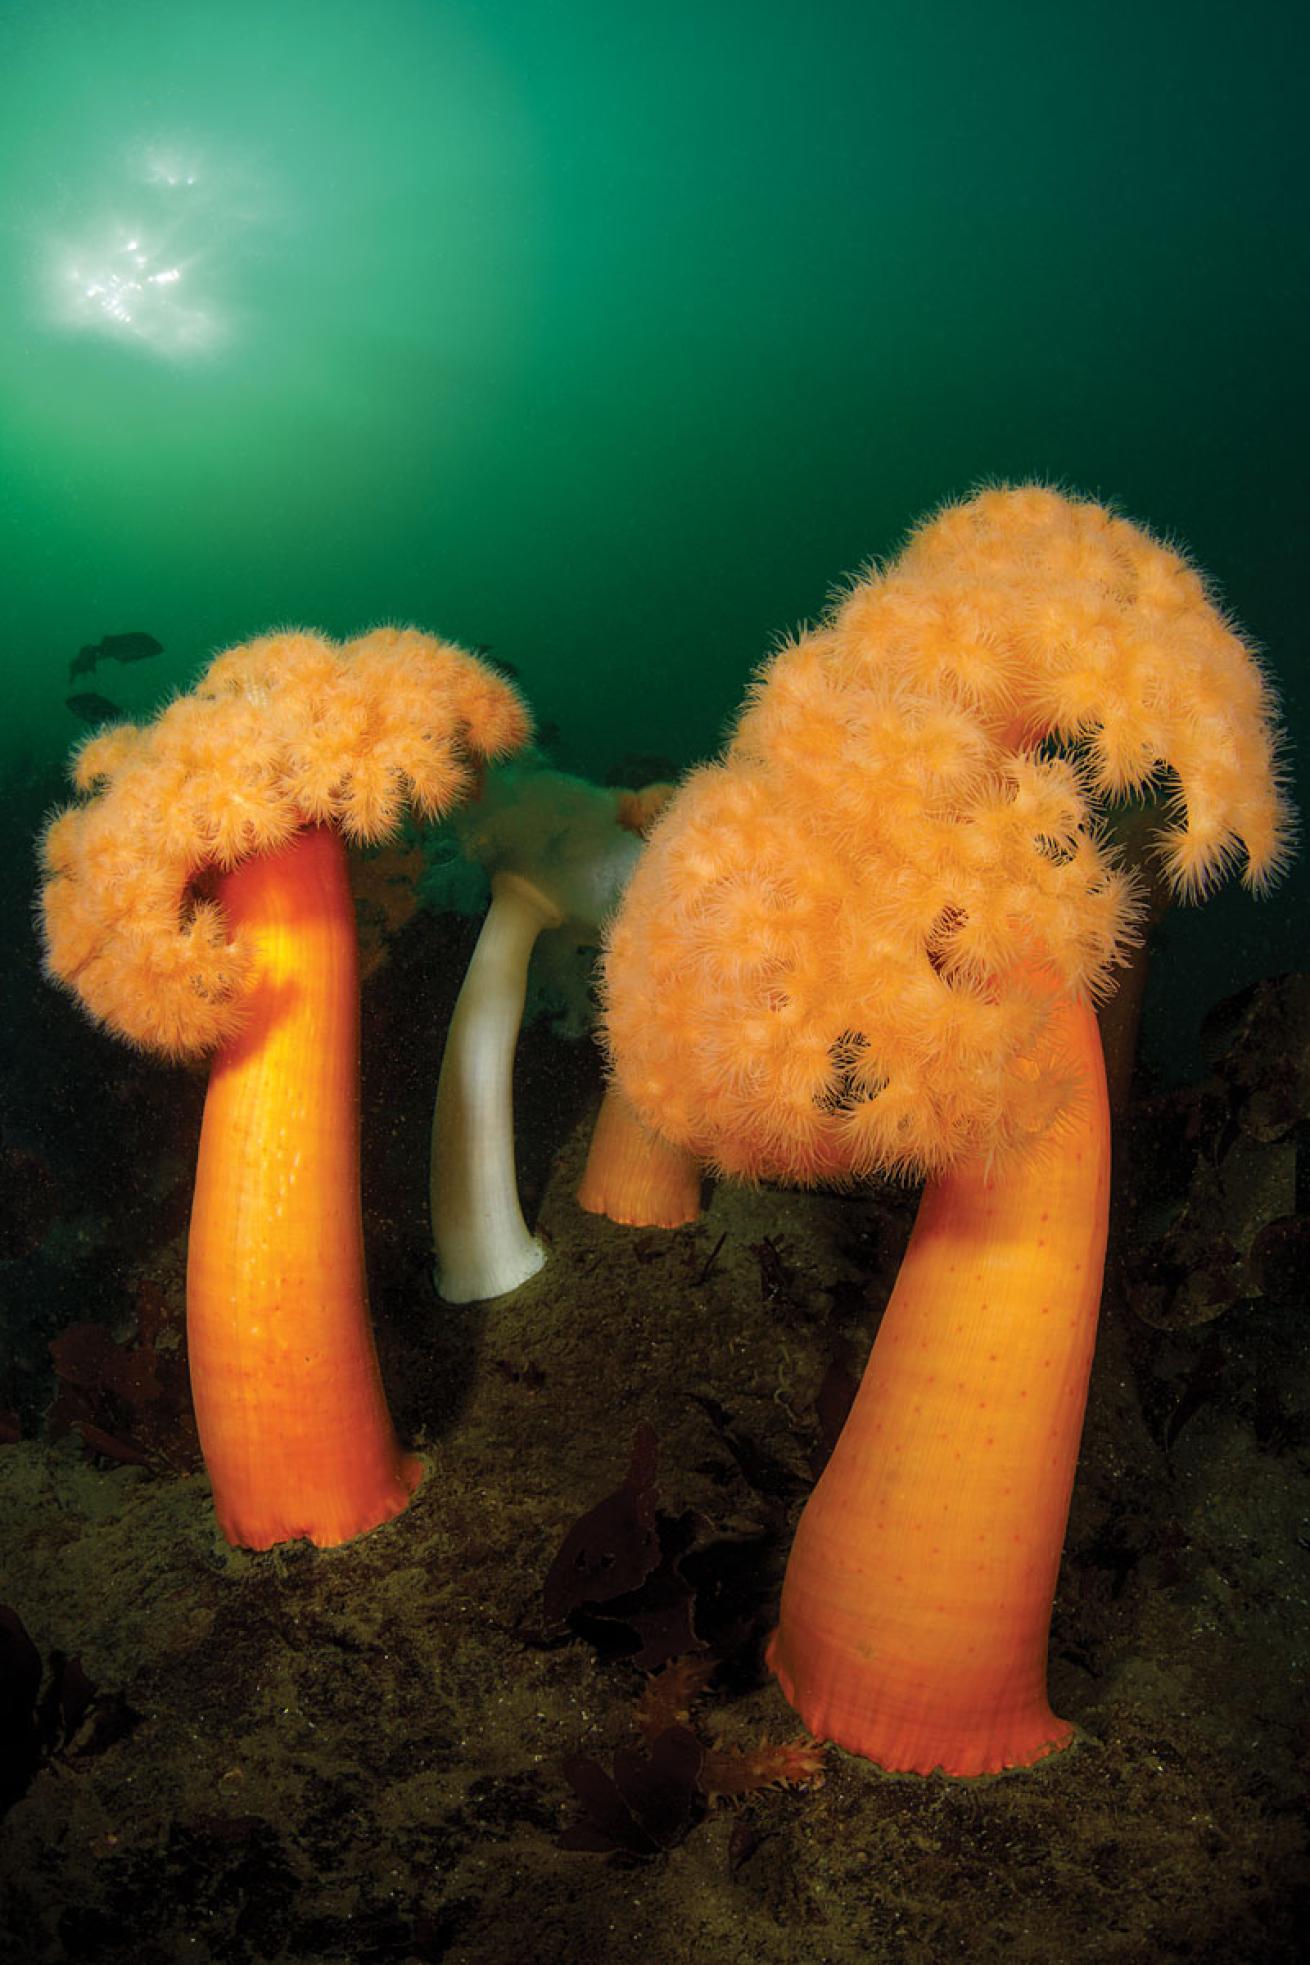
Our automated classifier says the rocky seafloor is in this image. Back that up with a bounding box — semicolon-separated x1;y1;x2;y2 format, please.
2;891;1307;1965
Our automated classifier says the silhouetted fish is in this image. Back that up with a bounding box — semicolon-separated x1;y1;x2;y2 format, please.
66;692;123;724
69;631;163;680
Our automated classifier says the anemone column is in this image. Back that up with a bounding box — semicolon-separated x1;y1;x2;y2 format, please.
768;992;1110;1774
188;825;422;1549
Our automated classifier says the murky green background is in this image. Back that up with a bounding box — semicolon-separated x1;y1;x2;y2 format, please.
1;0;1304;1075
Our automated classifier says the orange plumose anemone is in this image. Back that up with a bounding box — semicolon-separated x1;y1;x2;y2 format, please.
40;628;529;1550
600;485;1292;1776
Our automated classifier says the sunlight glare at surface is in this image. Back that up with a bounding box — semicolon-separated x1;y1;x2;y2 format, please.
45;143;263;359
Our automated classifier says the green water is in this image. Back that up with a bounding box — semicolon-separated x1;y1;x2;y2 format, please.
1;0;1306;1073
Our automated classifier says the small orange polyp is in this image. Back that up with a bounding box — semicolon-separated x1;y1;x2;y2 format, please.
187;825;422;1549
578;1085;702;1228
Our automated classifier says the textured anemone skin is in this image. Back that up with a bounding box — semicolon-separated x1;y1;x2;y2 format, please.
767;986;1109;1775
39;628;528;1550
599;486;1291;1774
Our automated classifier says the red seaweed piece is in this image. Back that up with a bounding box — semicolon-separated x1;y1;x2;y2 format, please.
0;1606;139;1817
48;1281;201;1474
0;1606;43;1812
559;1725;703;1856
543;1424;662;1625
71;1420;155;1467
542;1425;706;1667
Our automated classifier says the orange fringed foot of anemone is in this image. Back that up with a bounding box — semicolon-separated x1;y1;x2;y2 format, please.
40;628;529;1549
577;1085;702;1228
577;779;702;1232
599;484;1293;1775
